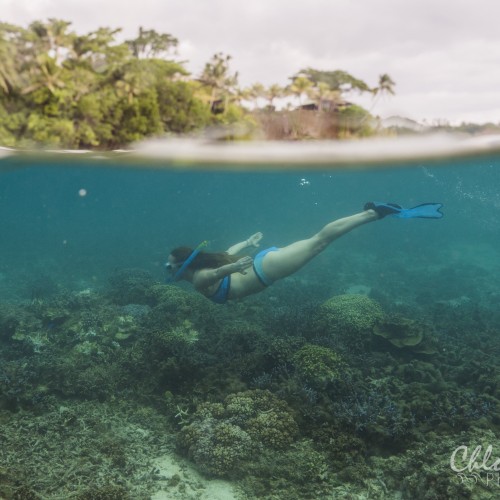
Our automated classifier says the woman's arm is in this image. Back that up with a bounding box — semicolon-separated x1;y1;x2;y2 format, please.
193;256;253;290
226;232;263;255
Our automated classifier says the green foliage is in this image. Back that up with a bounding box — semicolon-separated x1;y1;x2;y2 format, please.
297;68;371;93
126;26;178;59
27;113;76;146
0;20;393;147
156;80;211;133
0;24;21;94
199;52;238;97
338;104;374;137
0;103;24;146
114;88;163;144
0;20;213;148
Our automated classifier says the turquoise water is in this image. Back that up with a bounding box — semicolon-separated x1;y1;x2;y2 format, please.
1;150;500;498
1;155;499;297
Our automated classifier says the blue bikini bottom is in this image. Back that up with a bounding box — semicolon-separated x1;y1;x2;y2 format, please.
210;275;231;304
253;246;279;287
209;246;279;304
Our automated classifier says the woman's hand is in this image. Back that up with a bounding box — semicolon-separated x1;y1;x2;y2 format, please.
247;232;263;248
233;256;253;274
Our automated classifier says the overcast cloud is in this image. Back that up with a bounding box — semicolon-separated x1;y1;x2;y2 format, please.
3;0;500;124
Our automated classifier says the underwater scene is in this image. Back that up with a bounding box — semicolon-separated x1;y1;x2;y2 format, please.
1;149;500;499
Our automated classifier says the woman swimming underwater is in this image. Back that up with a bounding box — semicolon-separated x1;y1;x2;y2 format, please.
165;202;443;304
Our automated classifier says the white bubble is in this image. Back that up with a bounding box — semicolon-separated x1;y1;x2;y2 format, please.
78;188;87;197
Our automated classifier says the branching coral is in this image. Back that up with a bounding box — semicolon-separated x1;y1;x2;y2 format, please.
0;304;21;340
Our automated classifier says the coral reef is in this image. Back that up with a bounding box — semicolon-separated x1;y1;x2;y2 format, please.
373;314;438;354
313;294;385;352
177;389;298;477
0;304;21;340
292;343;346;386
244;440;331;499
370;428;499;499
107;268;157;305
1;261;499;499
180;418;254;476
0;400;171;499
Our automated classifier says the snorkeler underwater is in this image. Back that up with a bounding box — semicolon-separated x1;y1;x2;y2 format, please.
2;0;500;494
165;202;444;304
2;149;499;498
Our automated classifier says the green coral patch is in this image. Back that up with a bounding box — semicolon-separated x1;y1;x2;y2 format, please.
292;344;345;386
314;293;385;334
177;390;298;476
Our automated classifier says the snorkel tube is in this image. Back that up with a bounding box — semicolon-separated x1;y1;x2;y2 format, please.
167;240;209;282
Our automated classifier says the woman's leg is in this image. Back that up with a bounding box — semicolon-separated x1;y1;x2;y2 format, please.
262;210;378;281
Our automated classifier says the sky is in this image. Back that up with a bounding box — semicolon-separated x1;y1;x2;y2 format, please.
3;0;500;124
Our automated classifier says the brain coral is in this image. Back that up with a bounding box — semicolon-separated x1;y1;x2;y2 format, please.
292;344;346;386
314;294;385;335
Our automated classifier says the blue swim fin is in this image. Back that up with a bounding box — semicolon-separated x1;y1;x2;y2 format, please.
394;203;444;219
365;202;444;219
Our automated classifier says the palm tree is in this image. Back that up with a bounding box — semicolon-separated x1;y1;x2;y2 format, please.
21;54;66;95
16;20;73;96
373;73;396;97
24;19;74;66
0;32;18;94
265;84;283;109
247;82;265;109
45;19;74;64
288;76;313;105
231;85;251;107
198;52;238;111
369;73;396;112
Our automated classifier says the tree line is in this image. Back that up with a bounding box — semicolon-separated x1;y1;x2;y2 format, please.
0;19;396;148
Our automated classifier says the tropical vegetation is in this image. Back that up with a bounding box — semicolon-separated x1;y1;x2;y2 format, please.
0;19;396;148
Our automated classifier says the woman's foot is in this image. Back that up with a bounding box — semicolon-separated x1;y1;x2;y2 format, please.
364;202;402;219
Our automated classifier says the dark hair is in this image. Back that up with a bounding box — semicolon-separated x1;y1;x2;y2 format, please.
170;246;239;270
